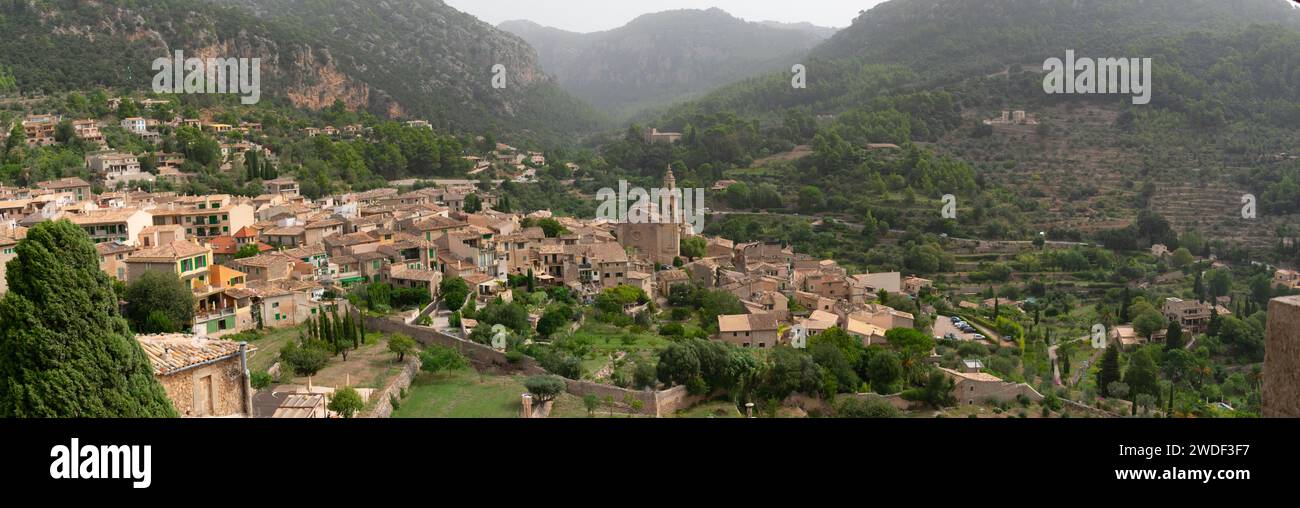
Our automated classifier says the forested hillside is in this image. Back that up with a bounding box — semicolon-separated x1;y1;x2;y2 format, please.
0;0;605;142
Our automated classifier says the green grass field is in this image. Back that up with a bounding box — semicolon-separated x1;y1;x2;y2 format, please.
392;369;593;418
242;327;300;374
671;400;742;418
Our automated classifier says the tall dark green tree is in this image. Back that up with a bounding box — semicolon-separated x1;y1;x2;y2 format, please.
463;193;482;213
1165;321;1184;351
1096;343;1122;397
0;220;177;417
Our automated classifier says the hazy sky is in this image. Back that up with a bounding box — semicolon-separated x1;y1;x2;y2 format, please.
444;0;887;33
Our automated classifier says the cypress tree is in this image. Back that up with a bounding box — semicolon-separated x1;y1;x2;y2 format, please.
0;221;178;417
358;311;366;346
1119;287;1131;323
1165;321;1183;350
348;310;359;350
1096;343;1122;397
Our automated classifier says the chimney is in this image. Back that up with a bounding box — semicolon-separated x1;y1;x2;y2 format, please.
1263;296;1300;417
239;342;252;416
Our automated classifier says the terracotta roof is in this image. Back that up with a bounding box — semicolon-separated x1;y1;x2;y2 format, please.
718;313;778;333
233;252;295;267
462;273;494;285
207;236;239;254
95;241;136;255
37;177;91;189
128;239;209;261
942;368;1004;383
67;208;146;224
135;334;253;376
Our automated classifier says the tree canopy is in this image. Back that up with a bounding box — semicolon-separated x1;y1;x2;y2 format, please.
0;220;177;417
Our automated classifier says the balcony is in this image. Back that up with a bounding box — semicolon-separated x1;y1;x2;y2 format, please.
195;306;235;322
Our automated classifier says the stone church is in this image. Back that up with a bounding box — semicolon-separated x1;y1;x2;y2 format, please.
615;167;693;265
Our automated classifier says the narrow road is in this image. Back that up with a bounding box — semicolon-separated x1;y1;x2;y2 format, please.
1048;336;1088;386
1072;348;1105;387
708;210;1091;247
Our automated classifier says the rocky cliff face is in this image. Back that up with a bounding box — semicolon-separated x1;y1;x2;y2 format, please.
0;0;601;139
210;0;581;131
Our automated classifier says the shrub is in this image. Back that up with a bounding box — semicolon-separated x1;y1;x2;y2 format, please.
250;371;273;390
522;375;566;403
387;334;417;362
539;351;582;379
835;398;901;418
328;386;365;418
420;345;468;373
280;341;329;376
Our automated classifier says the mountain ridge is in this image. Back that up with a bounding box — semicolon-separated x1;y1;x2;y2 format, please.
499;8;837;116
0;0;605;142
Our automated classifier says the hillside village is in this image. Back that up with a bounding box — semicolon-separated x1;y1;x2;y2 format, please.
3;93;1298;420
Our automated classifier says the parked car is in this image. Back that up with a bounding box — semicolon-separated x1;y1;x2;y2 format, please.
972;334;986;340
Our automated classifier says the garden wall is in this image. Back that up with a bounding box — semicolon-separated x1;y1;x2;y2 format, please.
368;316;545;375
364;355;421;418
367;316;700;417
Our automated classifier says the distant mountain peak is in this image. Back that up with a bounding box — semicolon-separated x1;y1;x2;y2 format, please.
500;8;836;116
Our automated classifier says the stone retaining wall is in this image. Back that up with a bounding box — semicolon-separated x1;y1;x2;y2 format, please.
367;316;698;417
364;355;421;418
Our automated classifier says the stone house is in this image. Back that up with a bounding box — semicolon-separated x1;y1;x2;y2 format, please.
716;313;780;349
136;334;254;417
